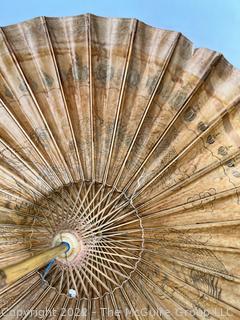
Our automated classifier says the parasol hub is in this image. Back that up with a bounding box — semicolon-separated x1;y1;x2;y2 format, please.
52;231;82;263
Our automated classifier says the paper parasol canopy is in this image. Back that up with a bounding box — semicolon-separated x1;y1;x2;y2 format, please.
0;14;240;320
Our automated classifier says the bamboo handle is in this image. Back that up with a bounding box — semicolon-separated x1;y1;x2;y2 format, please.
0;243;68;288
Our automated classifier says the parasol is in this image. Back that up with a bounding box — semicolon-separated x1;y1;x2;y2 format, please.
0;13;239;319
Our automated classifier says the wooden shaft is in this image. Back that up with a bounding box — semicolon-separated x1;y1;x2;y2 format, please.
0;243;67;289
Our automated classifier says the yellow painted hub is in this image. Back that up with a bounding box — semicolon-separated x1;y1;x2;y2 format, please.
52;231;82;263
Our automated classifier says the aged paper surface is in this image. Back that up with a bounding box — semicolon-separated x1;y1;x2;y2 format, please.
0;14;240;319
